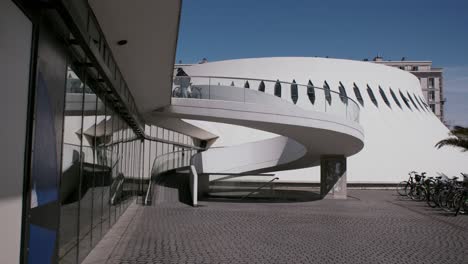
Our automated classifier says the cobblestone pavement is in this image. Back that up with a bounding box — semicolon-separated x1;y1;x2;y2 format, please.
103;190;467;264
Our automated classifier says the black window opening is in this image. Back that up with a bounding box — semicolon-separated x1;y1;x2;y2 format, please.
338;81;348;104
258;80;265;92
378;86;391;108
323;81;332;105
291;79;298;104
419;95;430;110
307;80;316;105
407;92;420;111
414;94;426;111
274;80;282;97
353;83;364;106
389;88;402;109
244;81;250;88
367;85;378;107
399;90;412;110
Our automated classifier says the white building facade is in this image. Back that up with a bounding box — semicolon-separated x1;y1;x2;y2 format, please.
177;57;467;184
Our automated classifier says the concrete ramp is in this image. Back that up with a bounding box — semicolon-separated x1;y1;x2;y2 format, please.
152;172;191;206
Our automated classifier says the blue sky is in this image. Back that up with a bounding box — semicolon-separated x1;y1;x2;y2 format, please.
176;0;468;126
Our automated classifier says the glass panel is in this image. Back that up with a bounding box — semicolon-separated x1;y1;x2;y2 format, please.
78;77;97;263
91;96;106;247
59;67;84;264
101;104;112;237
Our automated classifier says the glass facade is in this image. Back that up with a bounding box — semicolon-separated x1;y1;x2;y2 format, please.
58;68;197;263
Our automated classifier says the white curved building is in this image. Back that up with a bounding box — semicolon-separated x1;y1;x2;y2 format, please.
173;57;467;184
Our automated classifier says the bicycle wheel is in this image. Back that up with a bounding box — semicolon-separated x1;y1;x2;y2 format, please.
396;181;409;196
426;189;438;208
454;194;467;216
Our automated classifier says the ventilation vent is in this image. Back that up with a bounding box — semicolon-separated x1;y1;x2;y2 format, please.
367;85;378;107
407;92;420;111
353;83;364;106
389;88;402;109
274;80;281;97
338;82;348;104
323;81;332;105
258;81;265;92
307;80;315;105
379;86;391;108
291;79;298;104
399;90;412;110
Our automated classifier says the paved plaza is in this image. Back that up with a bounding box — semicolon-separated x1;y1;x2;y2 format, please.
85;190;467;264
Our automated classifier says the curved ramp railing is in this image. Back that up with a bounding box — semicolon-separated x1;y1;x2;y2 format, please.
144;149;194;205
172;75;360;123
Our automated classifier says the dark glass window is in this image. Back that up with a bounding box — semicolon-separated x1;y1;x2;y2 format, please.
389;88;402;109
258;80;265;92
307;80;315;105
379;86;391;108
274;80;281;97
290;79;298;104
407;92;420;111
323;81;332;105
244;81;250;88
414;94;426;111
399;90;412;110
338;82;348;104
367;85;378;107
353;83;364;106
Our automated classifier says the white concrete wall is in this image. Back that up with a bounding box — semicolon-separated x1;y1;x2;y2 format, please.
182;57;468;183
0;1;32;262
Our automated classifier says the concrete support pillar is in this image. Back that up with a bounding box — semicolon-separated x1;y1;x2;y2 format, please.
320;155;347;199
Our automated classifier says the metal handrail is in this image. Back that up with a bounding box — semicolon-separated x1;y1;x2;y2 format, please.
180;75;361;109
241;177;279;200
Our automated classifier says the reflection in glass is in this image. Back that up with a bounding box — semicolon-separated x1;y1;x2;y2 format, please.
59;67;83;264
78;77;97;263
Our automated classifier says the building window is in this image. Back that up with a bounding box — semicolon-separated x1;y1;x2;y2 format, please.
399;90;412;110
323;81;332;105
407;92;420;111
307;80;315;105
290;79;298;104
428;78;435;89
399;66;405;70
378;86;391;108
389;88;402;109
413;94;426;111
338;81;348;104
412;66;418;71
353;83;364;106
367;85;378;107
429;91;435;101
430;104;436;113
